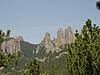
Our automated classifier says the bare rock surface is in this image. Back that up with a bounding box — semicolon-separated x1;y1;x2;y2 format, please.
1;36;24;54
14;36;24;41
36;26;74;54
65;26;74;44
36;32;54;53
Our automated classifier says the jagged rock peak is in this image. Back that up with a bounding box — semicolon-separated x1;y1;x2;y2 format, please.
57;28;64;39
13;36;24;41
43;32;51;40
36;26;74;54
65;26;74;44
36;32;54;54
53;28;66;50
65;26;72;35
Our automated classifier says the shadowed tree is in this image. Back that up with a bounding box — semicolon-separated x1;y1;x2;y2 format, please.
0;29;11;71
96;1;100;10
25;59;40;75
6;29;11;37
0;29;11;49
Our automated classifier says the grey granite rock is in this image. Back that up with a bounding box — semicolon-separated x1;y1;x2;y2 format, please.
1;36;23;54
36;26;74;54
65;26;74;44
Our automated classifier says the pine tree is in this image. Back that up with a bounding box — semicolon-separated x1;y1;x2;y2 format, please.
25;59;40;75
0;30;10;68
66;19;100;75
6;29;11;37
0;29;11;73
96;1;100;10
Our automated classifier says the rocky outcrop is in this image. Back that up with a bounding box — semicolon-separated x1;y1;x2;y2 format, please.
53;28;66;51
65;26;74;44
36;32;54;53
55;52;68;59
14;36;24;41
1;36;23;54
36;26;74;54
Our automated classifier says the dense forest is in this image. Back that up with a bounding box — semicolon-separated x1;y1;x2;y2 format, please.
0;19;100;75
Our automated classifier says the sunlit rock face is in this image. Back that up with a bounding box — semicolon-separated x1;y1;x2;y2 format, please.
36;32;54;53
14;36;24;41
1;36;24;54
54;28;66;47
43;32;54;49
36;26;74;54
65;26;74;44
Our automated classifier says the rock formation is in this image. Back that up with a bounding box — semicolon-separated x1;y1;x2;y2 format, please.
0;26;74;55
1;36;23;54
53;28;66;50
36;26;74;54
36;32;54;53
65;26;74;44
14;36;24;41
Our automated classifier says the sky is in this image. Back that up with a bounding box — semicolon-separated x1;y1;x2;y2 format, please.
0;0;100;44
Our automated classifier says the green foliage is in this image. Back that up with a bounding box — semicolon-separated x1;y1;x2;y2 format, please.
96;1;100;10
0;29;23;74
0;29;11;70
0;29;11;44
40;51;68;75
0;30;5;43
0;51;22;74
20;41;37;58
0;29;39;75
24;59;40;75
6;29;11;37
0;50;8;68
66;19;100;75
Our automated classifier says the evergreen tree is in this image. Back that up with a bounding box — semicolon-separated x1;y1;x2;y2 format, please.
0;30;9;74
0;29;11;47
0;30;5;46
96;1;100;10
66;19;100;75
25;59;40;75
6;29;11;37
0;50;8;68
0;30;10;68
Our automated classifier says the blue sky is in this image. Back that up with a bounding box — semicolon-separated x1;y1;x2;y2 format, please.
0;0;100;44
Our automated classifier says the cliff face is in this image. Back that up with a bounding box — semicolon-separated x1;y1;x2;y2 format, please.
36;26;74;54
36;32;54;53
54;28;66;48
1;36;24;54
65;26;74;44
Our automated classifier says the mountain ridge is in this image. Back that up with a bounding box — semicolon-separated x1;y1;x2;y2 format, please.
0;26;74;60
